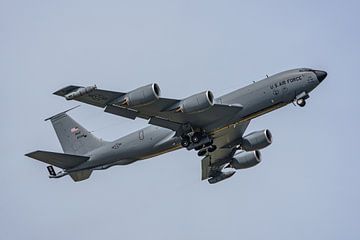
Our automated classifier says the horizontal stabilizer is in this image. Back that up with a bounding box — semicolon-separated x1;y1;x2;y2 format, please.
25;150;89;169
44;105;80;121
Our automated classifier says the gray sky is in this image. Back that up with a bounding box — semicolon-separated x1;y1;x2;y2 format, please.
1;0;359;239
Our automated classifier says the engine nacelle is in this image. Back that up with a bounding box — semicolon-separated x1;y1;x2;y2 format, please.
119;83;161;107
242;129;272;151
176;91;214;113
230;150;261;169
208;170;236;184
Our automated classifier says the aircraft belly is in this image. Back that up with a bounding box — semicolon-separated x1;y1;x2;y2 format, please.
90;126;179;163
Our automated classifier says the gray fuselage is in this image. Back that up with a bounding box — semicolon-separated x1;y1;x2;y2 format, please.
72;68;324;171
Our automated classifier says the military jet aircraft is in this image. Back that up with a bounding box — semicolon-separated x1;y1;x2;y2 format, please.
25;68;327;184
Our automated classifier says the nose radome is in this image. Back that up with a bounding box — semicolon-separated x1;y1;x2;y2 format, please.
314;70;327;83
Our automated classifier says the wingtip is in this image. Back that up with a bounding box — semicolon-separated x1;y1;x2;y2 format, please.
53;85;82;97
25;151;37;158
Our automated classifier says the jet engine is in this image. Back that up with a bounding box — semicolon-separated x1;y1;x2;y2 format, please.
242;129;272;151
176;91;214;113
119;83;161;107
229;150;261;169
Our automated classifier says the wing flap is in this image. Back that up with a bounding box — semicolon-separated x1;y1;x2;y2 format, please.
148;117;183;132
201;156;211;180
25;150;89;169
105;105;138;120
201;148;235;180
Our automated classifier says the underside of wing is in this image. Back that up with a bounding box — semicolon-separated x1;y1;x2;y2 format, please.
147;103;243;132
201;148;236;180
200;120;251;183
53;84;244;134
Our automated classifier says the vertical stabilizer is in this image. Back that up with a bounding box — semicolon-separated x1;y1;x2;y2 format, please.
45;107;105;155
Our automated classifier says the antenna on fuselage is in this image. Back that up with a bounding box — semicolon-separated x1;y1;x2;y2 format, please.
266;74;269;78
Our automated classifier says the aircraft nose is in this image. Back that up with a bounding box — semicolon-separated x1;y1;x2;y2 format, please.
314;70;327;83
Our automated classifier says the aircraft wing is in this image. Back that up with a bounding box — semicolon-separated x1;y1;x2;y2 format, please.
54;85;243;135
53;85;125;108
201;120;250;180
201;148;235;180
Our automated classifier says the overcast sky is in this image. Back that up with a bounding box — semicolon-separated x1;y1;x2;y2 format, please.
1;0;359;239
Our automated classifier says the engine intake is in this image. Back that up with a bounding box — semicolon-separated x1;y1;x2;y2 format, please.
230;150;261;169
119;83;161;107
176;91;214;113
242;129;272;151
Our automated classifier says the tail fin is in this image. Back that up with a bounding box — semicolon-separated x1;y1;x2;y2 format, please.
45;107;105;155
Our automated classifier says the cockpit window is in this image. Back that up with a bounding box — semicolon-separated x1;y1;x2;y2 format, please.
299;68;313;72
